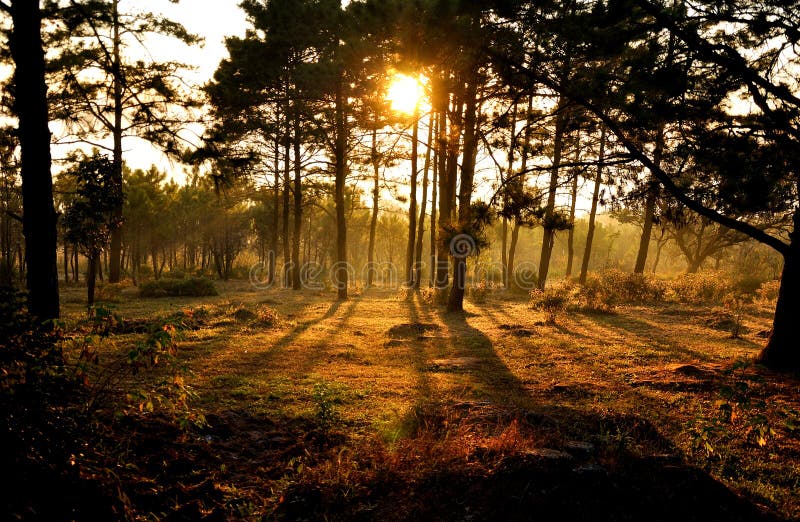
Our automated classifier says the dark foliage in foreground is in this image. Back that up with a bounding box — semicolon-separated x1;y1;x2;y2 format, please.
0;288;114;519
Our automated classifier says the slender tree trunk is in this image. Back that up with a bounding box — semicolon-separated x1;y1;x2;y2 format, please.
508;96;532;291
270;138;280;286
334;70;348;300
414;112;434;290
109;0;123;283
292;112;302;290
405;109;419;287
759;210;800;370
367;126;379;287
64;243;70;284
502;102;518;288
429;115;439;288
537;100;567;290
282;111;291;287
9;0;60;320
87;253;98;311
580;126;606;285
634;130;663;274
565;143;580;278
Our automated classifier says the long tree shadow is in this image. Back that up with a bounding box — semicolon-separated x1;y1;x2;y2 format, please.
345;301;786;522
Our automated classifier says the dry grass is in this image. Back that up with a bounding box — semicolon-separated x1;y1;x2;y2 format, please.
62;281;800;520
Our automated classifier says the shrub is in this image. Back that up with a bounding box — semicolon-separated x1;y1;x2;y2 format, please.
530;284;570;324
733;276;766;296
96;282;126;303
669;272;733;304
755;280;781;304
466;281;491;304
576;270;665;310
139;277;218;298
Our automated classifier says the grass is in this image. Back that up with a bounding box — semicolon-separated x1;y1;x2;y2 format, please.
59;281;800;520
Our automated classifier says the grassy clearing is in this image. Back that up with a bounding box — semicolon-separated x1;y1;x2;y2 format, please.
62;282;800;520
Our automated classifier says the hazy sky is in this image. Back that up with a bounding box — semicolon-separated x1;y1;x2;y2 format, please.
50;1;248;178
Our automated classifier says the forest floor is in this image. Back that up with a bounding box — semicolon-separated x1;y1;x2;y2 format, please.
55;282;800;521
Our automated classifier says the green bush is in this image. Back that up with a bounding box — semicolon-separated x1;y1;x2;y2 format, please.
138;277;218;298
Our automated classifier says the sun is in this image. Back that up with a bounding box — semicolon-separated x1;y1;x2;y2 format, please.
386;73;425;115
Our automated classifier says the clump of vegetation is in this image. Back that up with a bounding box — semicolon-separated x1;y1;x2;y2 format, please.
255;305;280;327
669;272;733;304
96;282;127;303
139;277;218;298
466;281;492;304
573;270;666;311
755;280;781;304
530;285;570;324
311;381;341;429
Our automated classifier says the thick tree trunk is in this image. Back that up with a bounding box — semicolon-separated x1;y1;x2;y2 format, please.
448;75;478;313
405;111;419;287
109;0;123;283
434;76;452;290
10;0;60;320
759;211;800;370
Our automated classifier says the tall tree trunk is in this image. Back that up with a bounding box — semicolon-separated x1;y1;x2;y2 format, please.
282;109;291;287
270;137;280;286
537;100;567;290
9;0;60;320
109;0;123;283
414;112;434;290
429;115;439;288
580;126;606;285
405;110;419;287
502;102;518;288
367;127;379;287
507;96;532;290
434;75;452;290
634;130;663;274
334;71;348;300
448;74;478;313
292;112;302;290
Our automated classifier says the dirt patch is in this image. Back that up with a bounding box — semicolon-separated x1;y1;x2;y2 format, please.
426;357;482;372
387;322;441;338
